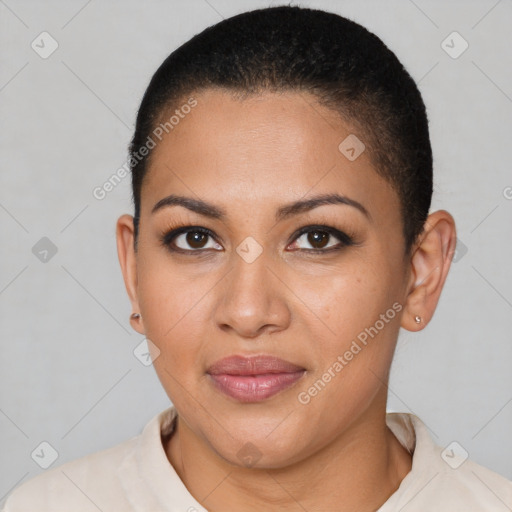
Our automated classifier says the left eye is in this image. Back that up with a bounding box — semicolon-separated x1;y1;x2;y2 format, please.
288;226;354;252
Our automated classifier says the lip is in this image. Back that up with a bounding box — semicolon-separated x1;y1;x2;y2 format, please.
207;355;306;403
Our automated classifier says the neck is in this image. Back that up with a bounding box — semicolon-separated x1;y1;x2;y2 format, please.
164;399;412;511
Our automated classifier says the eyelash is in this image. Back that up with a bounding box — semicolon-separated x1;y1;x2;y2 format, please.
159;223;357;255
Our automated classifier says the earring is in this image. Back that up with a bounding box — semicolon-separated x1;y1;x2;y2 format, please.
130;313;141;320
414;315;422;324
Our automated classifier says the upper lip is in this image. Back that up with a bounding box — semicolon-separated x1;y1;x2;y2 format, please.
207;355;305;376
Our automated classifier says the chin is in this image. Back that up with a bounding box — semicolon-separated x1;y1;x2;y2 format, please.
217;443;303;470
203;419;310;470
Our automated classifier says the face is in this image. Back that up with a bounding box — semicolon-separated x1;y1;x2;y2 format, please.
123;89;415;468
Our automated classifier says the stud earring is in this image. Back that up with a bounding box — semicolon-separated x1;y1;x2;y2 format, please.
130;313;141;320
414;315;421;324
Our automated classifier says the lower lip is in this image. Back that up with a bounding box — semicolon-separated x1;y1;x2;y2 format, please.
208;371;305;402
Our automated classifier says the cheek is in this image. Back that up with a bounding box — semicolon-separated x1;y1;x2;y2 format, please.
294;260;402;382
137;250;208;334
136;260;214;381
143;284;211;407
291;261;390;340
294;279;400;436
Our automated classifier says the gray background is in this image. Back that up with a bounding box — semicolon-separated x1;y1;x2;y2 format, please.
1;0;511;503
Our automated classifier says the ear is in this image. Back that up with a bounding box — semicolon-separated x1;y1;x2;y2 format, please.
116;214;145;334
401;209;457;332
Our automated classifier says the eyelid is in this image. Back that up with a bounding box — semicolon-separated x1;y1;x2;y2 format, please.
160;225;221;250
289;224;356;248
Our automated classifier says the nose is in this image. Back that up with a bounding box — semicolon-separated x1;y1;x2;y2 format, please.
213;247;291;339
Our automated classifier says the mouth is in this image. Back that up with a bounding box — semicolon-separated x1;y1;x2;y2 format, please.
206;355;306;403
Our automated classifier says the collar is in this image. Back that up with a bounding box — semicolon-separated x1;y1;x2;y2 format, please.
117;407;429;511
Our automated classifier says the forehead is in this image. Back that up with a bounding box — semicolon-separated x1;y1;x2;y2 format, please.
141;89;399;224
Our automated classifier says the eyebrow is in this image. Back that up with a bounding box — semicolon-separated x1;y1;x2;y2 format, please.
151;193;371;222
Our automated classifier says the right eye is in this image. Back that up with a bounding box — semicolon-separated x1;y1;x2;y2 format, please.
161;226;223;254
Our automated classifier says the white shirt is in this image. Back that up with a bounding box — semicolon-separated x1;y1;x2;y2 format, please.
3;407;512;511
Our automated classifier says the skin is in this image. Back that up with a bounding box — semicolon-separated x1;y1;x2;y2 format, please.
116;89;457;511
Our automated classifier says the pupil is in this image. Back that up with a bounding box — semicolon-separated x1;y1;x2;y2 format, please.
187;231;207;248
308;231;328;248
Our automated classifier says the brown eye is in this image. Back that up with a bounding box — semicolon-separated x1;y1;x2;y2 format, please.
185;231;209;249
289;225;355;252
162;226;223;253
307;230;330;249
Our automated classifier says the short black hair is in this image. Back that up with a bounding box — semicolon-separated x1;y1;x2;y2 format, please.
129;4;432;255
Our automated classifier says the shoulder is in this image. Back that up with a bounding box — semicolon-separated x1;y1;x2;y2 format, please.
2;436;138;512
2;407;179;512
402;453;512;510
382;413;512;511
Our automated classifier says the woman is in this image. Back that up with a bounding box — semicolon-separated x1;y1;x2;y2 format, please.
4;5;511;511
